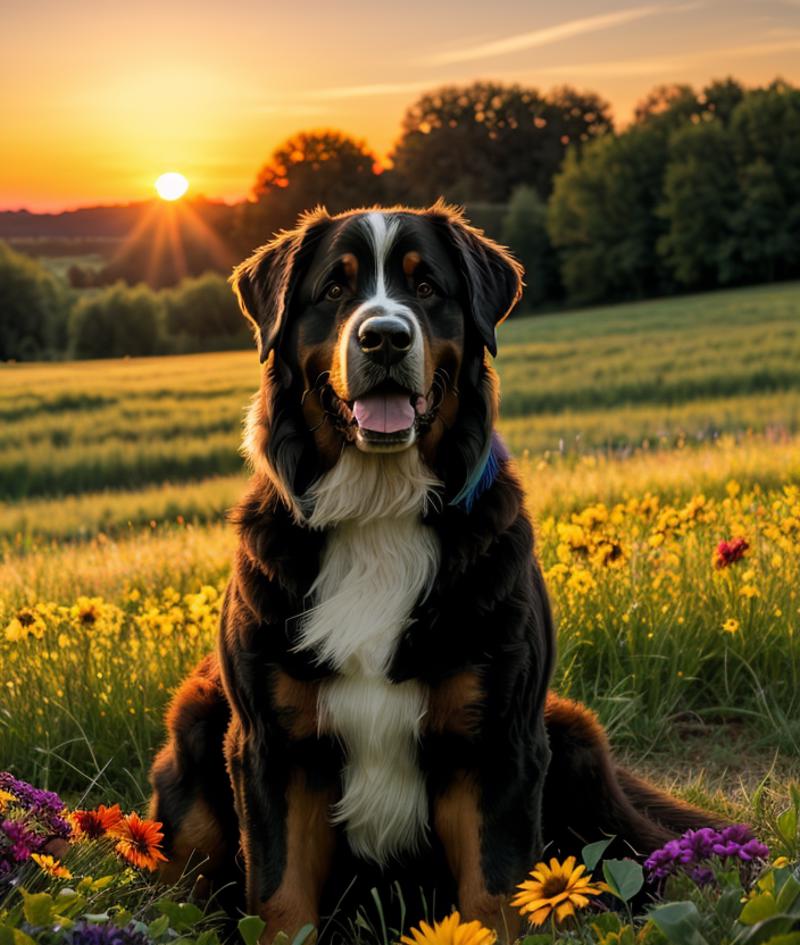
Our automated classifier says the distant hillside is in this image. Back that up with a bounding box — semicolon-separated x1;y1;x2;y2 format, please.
0;199;238;239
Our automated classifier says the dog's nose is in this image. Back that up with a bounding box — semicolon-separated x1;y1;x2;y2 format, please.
357;315;413;366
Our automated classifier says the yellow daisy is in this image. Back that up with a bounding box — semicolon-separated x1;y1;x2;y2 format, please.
511;856;608;927
0;789;16;811
400;911;496;945
31;853;72;880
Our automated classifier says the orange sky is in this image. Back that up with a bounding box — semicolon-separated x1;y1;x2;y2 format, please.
3;0;800;212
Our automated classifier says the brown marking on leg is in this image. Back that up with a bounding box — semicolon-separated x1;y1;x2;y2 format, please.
156;797;227;887
433;773;522;943
271;671;323;739
259;771;336;943
426;672;483;736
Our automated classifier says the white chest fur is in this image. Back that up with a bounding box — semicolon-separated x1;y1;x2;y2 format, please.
296;449;441;864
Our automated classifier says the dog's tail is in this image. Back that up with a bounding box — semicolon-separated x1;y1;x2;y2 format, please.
542;693;721;859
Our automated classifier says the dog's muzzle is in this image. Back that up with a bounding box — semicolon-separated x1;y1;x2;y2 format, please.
341;307;426;452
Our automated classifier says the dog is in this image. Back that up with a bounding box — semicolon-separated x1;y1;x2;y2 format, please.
150;203;714;943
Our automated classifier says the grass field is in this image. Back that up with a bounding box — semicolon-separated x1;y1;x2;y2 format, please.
1;282;799;943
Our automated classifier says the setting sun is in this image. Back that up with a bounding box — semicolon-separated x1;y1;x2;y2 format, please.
155;172;189;201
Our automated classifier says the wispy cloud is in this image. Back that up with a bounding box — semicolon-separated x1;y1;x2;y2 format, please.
301;79;439;101
425;4;700;67
533;37;800;79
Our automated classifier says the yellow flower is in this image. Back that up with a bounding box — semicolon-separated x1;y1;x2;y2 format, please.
726;480;741;499
400;912;495;945
4;607;47;643
31;854;72;880
722;618;740;634
0;789;15;811
567;570;596;595
740;584;760;599
511;856;608;927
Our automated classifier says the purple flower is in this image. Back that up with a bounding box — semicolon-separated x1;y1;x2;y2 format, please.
66;921;150;945
1;818;41;861
645;823;769;885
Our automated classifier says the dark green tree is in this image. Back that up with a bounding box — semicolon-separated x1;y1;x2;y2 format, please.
657;121;740;287
0;242;69;360
548;125;669;303
390;82;612;205
70;283;164;359
165;272;248;344
501;186;559;305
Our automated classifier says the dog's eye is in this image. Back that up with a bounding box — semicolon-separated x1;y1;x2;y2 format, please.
324;283;344;301
416;282;434;299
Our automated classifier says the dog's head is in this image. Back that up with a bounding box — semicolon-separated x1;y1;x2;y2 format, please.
233;202;522;514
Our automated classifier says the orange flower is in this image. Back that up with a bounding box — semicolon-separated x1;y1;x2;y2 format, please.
31;853;72;879
114;812;168;871
70;803;124;839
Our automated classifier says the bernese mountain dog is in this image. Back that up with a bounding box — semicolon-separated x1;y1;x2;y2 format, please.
149;203;713;943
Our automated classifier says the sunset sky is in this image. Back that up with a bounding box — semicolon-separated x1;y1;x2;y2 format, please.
4;0;800;212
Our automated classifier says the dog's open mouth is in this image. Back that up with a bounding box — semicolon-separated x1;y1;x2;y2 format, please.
337;382;427;449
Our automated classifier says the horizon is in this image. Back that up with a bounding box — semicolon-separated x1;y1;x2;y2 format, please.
4;0;800;214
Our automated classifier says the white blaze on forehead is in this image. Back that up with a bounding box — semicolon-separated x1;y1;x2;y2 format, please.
340;213;425;400
362;212;402;297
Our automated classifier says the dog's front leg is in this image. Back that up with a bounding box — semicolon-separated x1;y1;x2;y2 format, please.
226;723;335;944
432;722;550;943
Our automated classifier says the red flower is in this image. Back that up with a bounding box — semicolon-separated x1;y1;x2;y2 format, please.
114;812;168;871
715;537;749;569
70;803;124;839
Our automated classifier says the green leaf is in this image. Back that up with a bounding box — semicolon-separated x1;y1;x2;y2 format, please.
238;915;266;945
290;925;315;945
603;858;644;902
776;873;800;913
648;901;709;945
741;893;780;926
759;934;800;945
12;933;37;945
157;899;205;931
196;931;222;945
777;807;799;847
583;837;614;872
148;914;171;939
738;915;798;945
21;891;54;927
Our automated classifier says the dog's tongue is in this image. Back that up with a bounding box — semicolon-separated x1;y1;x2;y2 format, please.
352;393;416;433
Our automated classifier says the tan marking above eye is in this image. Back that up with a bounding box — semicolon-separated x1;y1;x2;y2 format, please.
403;251;422;276
342;253;358;288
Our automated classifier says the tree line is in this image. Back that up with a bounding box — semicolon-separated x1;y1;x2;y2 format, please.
2;76;798;359
0;242;248;361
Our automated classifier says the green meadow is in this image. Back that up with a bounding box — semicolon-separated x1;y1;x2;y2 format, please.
1;279;798;822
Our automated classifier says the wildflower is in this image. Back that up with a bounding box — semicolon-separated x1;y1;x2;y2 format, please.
4;607;47;642
722;618;740;634
714;537;749;569
645;824;768;884
70;804;124;839
511;856;608;927
31;852;72;879
68;921;150;945
567;570;596;595
0;790;15;812
113;812;167;871
740;585;760;599
400;912;495;945
72;597;103;628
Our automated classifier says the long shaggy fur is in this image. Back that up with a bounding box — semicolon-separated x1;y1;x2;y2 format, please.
150;204;719;944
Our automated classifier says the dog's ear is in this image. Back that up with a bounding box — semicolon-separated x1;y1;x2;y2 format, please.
428;201;523;357
230;208;331;363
